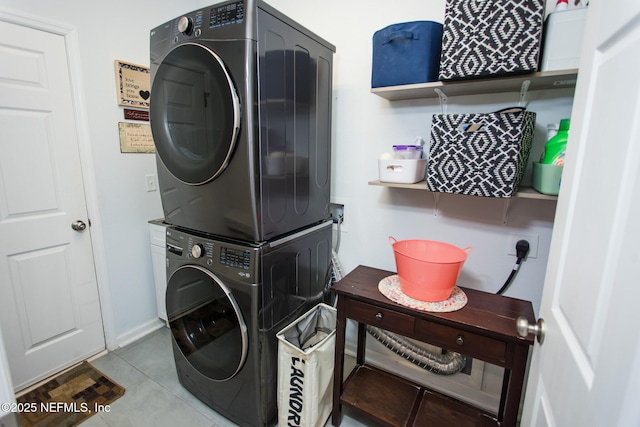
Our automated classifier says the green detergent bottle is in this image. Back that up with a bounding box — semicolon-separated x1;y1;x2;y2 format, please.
540;118;570;165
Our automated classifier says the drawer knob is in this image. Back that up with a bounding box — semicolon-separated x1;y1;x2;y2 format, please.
375;312;383;322
456;335;464;346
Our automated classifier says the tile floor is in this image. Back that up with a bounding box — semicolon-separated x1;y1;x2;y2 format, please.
80;326;373;427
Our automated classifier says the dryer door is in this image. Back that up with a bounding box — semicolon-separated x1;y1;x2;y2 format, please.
166;265;248;381
150;42;240;185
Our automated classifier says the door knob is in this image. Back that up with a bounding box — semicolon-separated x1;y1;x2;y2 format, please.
71;220;87;232
516;316;545;344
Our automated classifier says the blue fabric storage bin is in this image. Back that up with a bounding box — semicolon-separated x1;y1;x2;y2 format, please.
371;21;443;88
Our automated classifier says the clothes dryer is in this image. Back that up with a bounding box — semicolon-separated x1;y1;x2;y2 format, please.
150;1;335;241
165;220;332;426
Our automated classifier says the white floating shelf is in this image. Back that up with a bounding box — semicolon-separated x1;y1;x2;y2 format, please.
370;69;578;101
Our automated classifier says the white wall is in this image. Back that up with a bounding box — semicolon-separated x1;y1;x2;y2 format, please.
266;0;573;313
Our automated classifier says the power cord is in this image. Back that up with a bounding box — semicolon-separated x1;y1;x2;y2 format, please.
333;212;344;254
496;240;530;295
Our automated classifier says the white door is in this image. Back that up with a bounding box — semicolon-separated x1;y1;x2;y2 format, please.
0;18;105;391
521;1;640;426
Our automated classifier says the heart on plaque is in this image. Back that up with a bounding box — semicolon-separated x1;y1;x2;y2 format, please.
139;90;150;100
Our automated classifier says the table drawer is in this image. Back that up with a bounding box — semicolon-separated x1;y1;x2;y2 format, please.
417;320;507;365
347;300;415;336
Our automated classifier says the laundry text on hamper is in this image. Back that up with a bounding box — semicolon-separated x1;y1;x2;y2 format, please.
287;357;305;426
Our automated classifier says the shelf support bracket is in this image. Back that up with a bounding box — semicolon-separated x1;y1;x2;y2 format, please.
519;80;531;107
434;88;448;114
502;199;512;224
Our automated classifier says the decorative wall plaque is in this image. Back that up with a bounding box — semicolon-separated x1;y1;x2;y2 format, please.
118;122;155;153
124;108;150;121
115;60;150;109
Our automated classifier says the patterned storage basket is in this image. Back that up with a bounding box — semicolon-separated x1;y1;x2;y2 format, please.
438;0;545;80
427;108;536;197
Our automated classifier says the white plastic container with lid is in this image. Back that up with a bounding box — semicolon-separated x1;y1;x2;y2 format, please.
540;7;588;71
392;145;423;159
379;159;428;184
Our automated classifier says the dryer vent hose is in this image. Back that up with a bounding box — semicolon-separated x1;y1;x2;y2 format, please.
365;326;466;375
330;247;466;376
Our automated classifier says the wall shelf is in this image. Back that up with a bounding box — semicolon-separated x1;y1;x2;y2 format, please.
370;69;578;101
368;180;558;201
369;180;557;224
369;69;571;222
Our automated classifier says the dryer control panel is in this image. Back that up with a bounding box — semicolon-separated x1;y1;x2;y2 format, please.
209;1;245;28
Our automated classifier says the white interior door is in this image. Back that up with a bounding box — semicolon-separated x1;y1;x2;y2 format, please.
521;1;640;425
0;18;105;391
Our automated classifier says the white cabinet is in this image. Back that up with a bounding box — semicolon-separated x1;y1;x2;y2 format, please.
148;219;168;324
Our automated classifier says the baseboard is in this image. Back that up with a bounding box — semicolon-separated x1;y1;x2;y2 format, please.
115;318;166;349
0;411;20;427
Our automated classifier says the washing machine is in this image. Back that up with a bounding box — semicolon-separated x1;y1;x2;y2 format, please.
150;0;336;242
165;220;332;426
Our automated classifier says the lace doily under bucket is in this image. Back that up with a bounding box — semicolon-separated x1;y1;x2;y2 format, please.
378;275;468;312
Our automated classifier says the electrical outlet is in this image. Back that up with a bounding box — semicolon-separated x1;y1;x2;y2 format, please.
508;233;539;259
145;174;158;192
330;198;349;232
330;202;344;224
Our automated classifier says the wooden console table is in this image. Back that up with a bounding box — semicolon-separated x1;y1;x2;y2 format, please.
331;265;535;427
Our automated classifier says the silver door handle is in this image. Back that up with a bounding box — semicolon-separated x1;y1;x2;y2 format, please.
517;316;545;344
71;220;87;232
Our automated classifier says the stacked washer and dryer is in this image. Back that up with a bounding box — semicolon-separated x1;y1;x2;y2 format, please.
149;1;335;426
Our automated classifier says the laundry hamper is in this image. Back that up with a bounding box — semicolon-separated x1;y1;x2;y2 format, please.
277;303;337;427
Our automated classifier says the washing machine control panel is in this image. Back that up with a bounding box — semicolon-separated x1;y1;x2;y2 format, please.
219;246;251;270
166;228;257;283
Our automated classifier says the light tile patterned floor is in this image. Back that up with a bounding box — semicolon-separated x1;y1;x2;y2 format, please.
81;327;374;427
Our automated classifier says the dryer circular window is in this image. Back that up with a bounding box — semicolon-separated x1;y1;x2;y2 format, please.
150;43;241;185
166;265;248;381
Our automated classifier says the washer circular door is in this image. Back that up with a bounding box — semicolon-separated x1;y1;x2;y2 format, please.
166;265;248;381
150;42;241;185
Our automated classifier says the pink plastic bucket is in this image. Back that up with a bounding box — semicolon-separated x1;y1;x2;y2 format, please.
389;237;472;302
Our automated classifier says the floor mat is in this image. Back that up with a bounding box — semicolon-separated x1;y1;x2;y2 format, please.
16;361;125;427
